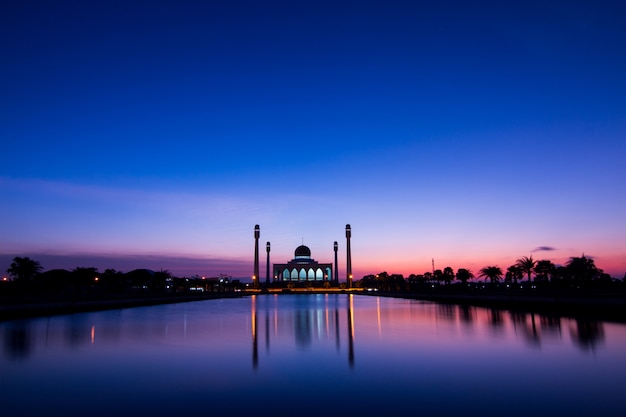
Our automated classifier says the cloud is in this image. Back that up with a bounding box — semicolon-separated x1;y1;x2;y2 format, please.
532;246;556;252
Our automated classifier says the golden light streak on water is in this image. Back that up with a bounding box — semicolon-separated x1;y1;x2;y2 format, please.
251;295;256;338
376;297;382;338
349;294;355;340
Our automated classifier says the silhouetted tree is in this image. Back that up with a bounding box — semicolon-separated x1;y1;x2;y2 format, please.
433;269;443;285
389;274;406;291
126;269;155;290
101;268;125;293
71;267;99;293
505;265;523;284
358;274;377;288
552;265;569;286
534;260;556;283
442;267;455;285
455;268;473;284
152;269;172;292
7;257;42;281
373;272;387;289
408;273;429;290
38;269;71;292
479;266;503;284
565;256;600;285
515;255;536;285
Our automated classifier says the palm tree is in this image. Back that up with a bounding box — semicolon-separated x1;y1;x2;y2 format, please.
442;267;455;285
455;268;474;285
479;266;503;284
534;260;556;283
505;265;523;284
565;256;599;283
7;256;43;281
516;255;536;285
433;269;443;285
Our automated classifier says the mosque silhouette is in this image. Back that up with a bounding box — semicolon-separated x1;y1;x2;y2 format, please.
253;224;353;288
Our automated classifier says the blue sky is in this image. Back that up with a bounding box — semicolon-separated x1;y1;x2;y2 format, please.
1;0;625;279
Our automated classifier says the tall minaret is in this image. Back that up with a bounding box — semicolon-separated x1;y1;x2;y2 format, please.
333;241;339;285
253;225;260;288
266;241;271;285
345;224;352;288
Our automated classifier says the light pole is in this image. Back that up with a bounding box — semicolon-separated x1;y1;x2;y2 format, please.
333;241;339;285
345;224;352;288
266;241;271;286
254;225;260;288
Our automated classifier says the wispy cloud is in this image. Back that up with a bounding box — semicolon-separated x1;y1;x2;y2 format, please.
532;246;556;252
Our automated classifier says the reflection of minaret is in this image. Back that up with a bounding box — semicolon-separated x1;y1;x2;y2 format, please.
266;242;271;286
251;295;258;369
333;241;339;285
265;308;270;351
334;308;340;350
347;294;354;367
253;225;260;288
345;224;352;288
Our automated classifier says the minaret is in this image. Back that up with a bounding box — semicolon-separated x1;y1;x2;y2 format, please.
345;224;352;288
266;241;271;285
333;241;339;285
253;225;260;288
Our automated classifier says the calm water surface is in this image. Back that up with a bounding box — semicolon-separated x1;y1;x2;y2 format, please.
2;294;625;417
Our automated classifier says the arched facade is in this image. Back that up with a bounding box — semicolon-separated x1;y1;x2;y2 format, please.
273;245;333;283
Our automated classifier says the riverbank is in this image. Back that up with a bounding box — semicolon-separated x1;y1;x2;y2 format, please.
0;292;245;321
365;289;626;323
3;288;626;323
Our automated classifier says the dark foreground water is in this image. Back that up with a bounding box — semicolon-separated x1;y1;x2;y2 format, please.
1;294;625;417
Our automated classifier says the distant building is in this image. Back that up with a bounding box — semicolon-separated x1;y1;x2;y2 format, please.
273;245;333;283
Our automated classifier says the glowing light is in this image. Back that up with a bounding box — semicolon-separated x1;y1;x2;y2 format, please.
349;294;355;340
251;295;256;338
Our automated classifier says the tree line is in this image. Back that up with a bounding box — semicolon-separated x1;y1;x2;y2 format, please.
356;255;625;292
2;256;242;296
3;254;625;296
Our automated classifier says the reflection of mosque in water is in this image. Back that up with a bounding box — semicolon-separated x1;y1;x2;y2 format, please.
0;298;609;363
251;294;355;368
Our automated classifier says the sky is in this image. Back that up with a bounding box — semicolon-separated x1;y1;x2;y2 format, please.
1;0;625;280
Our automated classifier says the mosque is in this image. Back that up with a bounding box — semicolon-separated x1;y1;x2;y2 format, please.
272;244;333;283
253;224;353;287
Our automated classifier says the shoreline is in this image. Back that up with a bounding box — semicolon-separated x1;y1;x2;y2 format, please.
2;289;626;323
364;290;626;323
0;292;245;321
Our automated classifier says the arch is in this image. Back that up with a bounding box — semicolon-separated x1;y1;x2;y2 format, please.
291;269;298;280
315;268;323;280
299;269;306;280
282;269;290;281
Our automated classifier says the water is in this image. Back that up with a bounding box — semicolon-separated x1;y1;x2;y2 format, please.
1;294;625;417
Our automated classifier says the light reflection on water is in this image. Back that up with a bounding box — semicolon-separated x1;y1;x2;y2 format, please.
1;294;625;417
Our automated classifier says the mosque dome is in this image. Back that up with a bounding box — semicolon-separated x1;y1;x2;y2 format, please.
294;245;311;259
